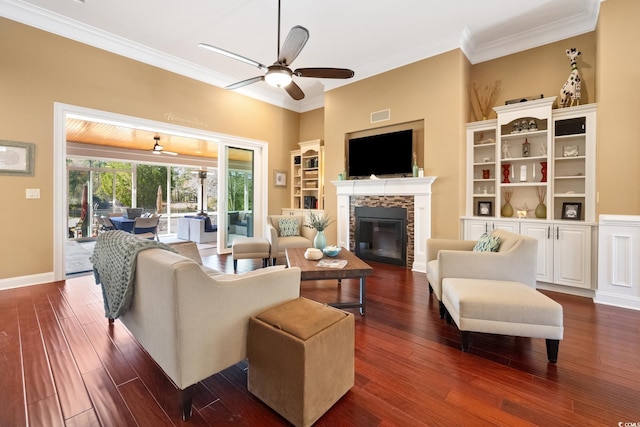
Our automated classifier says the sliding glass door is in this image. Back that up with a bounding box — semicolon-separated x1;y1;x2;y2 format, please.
225;147;254;248
67;160;133;239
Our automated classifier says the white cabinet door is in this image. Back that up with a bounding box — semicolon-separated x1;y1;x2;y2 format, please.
462;219;518;240
520;222;554;283
554;224;591;289
463;219;490;240
490;220;519;234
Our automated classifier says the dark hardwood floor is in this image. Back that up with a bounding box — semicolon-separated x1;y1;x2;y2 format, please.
1;252;640;426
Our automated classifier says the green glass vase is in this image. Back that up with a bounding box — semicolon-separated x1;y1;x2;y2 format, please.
535;202;547;219
501;202;514;217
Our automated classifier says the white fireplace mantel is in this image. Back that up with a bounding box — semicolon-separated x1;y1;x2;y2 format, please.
333;176;437;272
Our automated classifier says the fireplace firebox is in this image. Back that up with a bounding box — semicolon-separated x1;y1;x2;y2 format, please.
354;206;407;266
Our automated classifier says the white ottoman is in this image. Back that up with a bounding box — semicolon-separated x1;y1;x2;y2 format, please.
442;278;564;362
231;237;271;271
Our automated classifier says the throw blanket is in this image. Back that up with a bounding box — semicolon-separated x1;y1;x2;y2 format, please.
90;230;176;319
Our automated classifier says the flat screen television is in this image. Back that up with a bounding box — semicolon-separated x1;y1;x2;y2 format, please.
347;129;413;178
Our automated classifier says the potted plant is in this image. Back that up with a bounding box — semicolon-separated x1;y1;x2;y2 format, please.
304;212;335;249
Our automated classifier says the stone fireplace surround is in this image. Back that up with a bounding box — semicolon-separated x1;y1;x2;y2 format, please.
333;176;437;272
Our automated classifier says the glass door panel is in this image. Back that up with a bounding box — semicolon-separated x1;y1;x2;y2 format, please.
226;147;254;248
68;170;90;239
136;164;168;235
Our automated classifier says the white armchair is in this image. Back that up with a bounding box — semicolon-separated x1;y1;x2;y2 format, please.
426;229;538;318
266;215;315;265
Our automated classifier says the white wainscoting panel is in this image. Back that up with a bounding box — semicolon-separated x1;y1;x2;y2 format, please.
595;215;640;310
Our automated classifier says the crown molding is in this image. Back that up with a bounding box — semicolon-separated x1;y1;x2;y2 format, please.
1;0;311;112
2;0;601;112
461;0;601;64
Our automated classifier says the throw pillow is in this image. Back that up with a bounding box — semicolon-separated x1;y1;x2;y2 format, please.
278;217;300;237
204;216;217;232
472;232;501;252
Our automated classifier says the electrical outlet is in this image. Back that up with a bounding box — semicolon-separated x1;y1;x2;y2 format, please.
26;188;40;199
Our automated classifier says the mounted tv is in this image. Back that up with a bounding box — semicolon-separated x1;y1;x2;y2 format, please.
347;129;414;178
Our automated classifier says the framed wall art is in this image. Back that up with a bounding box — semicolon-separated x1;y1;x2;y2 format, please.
274;170;287;187
0;140;35;176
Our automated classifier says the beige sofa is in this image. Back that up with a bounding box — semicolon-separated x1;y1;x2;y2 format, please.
119;242;301;420
426;229;538;318
266;215;315;264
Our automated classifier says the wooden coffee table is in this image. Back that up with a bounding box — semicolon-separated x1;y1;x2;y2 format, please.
286;247;373;315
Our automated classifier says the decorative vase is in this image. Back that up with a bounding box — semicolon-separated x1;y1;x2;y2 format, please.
313;230;327;250
412;164;419;177
502;164;511;183
535;202;547;219
540;161;548;182
482;169;490;179
522;138;530;157
501;202;514;217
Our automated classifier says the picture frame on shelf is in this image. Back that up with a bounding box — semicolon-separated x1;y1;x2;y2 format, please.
274;170;287;187
561;202;582;220
478;201;492;216
0;140;35;176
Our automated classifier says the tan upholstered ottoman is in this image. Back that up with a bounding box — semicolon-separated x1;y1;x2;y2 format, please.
231;237;271;271
248;297;354;427
442;278;564;362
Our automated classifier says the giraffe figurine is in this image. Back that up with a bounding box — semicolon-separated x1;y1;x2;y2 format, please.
559;48;581;108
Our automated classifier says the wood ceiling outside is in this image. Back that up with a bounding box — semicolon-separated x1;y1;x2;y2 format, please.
65;118;220;158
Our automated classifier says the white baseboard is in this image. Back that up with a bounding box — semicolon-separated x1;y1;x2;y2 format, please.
0;272;55;291
594;291;640;311
536;282;595;299
412;261;426;273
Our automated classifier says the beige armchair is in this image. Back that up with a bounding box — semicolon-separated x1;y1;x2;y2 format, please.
266;215;315;265
426;229;538;318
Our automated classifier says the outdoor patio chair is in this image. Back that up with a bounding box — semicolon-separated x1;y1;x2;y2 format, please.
133;216;160;241
99;216;116;232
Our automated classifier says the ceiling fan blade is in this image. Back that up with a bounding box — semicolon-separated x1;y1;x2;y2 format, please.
278;26;309;66
226;75;265;90
198;43;267;70
294;67;355;79
284;81;305;100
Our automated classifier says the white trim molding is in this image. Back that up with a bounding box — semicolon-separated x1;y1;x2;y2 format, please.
595;215;640;311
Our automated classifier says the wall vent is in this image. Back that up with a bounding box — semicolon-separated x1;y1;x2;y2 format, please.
370;109;391;123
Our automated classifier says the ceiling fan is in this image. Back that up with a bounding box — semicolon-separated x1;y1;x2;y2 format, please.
151;136;177;156
198;0;354;100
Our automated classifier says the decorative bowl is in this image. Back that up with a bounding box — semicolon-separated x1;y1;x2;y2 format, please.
304;248;323;260
322;246;341;257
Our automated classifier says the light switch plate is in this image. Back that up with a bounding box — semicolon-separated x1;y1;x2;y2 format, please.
26;188;40;199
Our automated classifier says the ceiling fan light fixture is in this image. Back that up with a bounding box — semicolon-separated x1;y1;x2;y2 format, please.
265;67;292;87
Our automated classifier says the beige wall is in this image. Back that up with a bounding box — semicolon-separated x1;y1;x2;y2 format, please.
299;108;325;143
0;18;299;279
317;31;604;245
596;0;640;214
324;49;469;244
471;33;597;120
